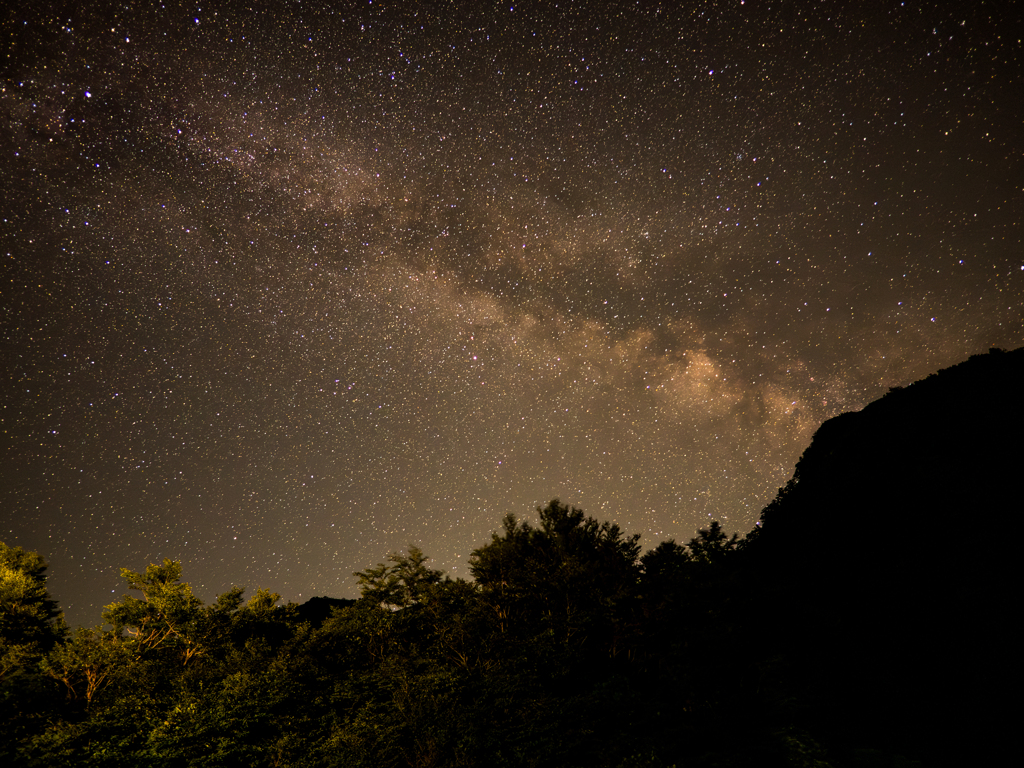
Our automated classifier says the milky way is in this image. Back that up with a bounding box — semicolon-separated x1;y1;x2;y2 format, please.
3;1;1021;626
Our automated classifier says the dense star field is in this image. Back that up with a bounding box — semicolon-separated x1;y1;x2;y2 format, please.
3;1;1021;627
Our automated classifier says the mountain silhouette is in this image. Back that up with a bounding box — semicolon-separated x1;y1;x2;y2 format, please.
749;347;1023;766
294;595;357;628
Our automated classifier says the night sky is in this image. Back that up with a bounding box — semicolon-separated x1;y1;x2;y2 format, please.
3;1;1021;628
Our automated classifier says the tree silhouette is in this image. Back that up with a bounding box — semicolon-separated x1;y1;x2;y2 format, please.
103;558;245;667
0;542;64;679
355;545;444;611
470;500;641;657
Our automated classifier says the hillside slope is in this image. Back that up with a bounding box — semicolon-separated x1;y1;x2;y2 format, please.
750;347;1023;766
